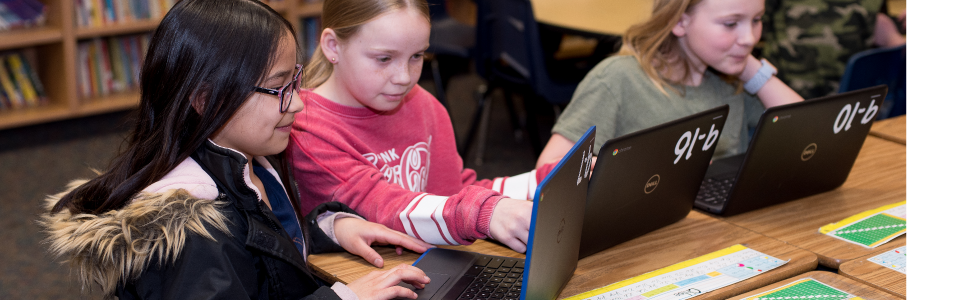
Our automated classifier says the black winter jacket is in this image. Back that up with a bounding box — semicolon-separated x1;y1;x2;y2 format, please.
41;140;357;299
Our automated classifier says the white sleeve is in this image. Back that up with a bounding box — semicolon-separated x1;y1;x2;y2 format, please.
316;211;364;246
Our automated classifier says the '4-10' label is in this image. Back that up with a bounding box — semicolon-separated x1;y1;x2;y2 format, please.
833;99;879;134
675;124;720;164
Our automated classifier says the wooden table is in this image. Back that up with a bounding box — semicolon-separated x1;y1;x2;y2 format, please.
869;115;906;144
838;241;907;298
888;0;906;17
308;211;818;299
717;136;906;269
530;0;653;36
730;271;902;300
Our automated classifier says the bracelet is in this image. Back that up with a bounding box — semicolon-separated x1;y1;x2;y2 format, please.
743;58;778;94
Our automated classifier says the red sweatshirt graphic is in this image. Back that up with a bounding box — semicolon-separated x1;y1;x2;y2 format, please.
288;86;551;245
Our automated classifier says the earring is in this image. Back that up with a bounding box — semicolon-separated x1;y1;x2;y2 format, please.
330;57;337;63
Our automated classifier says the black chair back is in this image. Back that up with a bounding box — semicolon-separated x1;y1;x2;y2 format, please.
838;45;906;119
474;0;577;105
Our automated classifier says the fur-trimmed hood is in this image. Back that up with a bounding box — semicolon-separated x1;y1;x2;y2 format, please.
38;158;231;298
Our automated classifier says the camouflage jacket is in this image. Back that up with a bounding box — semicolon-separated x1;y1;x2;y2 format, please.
761;0;884;99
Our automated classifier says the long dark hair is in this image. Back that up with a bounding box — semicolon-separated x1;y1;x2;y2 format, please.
52;0;300;214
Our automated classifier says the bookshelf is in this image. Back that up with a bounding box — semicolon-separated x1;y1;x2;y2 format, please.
0;0;324;130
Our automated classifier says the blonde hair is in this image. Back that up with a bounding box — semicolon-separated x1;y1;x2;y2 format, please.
303;0;430;88
622;0;740;95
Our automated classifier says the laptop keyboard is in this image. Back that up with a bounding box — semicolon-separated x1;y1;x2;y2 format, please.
696;175;735;206
452;256;524;300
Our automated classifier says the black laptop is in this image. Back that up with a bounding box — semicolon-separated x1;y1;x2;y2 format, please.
694;85;888;216
578;105;729;259
397;126;596;300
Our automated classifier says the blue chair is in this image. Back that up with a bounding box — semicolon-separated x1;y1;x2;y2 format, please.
838;44;906;120
460;0;590;163
425;0;475;109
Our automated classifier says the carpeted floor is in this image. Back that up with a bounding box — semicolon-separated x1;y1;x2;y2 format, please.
0;72;553;299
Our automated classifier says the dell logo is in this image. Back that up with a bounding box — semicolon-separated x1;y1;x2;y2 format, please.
801;143;817;161
644;174;660;194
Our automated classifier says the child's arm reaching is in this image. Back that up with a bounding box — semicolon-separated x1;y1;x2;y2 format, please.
463;162;557;200
288;129;529;250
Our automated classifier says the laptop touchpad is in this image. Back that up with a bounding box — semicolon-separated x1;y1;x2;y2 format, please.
395;272;450;300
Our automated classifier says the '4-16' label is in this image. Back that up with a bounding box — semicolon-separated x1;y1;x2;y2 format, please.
674;124;720;164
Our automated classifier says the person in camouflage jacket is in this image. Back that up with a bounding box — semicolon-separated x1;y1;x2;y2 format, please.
761;0;905;99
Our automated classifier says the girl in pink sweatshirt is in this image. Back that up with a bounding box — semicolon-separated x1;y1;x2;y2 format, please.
288;0;553;253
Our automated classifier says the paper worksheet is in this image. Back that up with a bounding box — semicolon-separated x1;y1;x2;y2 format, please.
739;278;863;300
819;201;906;248
564;244;789;300
867;246;906;274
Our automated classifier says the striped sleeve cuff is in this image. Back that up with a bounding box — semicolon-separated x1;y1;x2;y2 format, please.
398;194;460;245
491;170;537;200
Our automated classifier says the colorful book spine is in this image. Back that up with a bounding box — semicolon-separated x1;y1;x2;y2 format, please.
0;85;9;110
77;42;92;98
108;37;128;91
75;0;174;28
98;38;114;95
19;48;47;103
88;41;102;96
128;36;142;86
90;0;102;27
5;53;39;106
0;3;22;30
113;0;127;24
0;61;23;109
147;0;160;19
102;0;116;24
74;0;87;27
0;0;45;27
76;33;150;99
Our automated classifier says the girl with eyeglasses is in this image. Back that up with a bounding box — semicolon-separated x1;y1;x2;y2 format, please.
40;0;433;299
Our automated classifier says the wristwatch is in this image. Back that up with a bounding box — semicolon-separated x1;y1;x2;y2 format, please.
744;58;778;94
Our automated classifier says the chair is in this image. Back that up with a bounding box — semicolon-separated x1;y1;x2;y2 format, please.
460;0;587;164
425;0;475;109
838;44;906;120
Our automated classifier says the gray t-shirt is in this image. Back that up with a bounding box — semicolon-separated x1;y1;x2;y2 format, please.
553;55;766;159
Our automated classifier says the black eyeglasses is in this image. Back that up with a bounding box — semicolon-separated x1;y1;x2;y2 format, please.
254;64;303;113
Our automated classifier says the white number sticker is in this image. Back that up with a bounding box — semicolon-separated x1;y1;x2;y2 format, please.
577;144;593;185
674;124;720;164
833;99;880;134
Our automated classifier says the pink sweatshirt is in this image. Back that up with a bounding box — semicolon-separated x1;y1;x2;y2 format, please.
288;85;552;245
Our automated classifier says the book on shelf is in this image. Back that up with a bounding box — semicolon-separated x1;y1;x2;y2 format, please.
19;47;46;102
0;50;47;110
6;53;39;106
76;33;150;100
0;60;20;109
76;0;174;28
0;84;9;110
0;0;47;32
